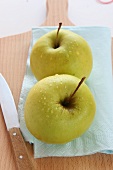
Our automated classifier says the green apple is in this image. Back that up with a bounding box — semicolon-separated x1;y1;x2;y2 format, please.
24;74;96;144
30;24;93;80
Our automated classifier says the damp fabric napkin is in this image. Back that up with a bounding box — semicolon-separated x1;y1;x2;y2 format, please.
18;26;113;158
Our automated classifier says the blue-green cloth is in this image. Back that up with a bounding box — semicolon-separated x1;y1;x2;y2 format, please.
18;26;113;158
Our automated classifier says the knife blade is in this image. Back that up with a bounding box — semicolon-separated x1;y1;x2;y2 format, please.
0;73;34;170
0;74;20;130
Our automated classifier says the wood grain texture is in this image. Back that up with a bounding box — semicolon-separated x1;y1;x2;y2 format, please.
0;32;32;170
9;128;34;170
43;0;73;26
0;0;113;170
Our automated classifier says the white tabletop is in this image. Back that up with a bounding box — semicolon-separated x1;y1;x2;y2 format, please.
0;0;113;37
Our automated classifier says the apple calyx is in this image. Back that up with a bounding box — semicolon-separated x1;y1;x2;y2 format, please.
61;77;86;109
55;22;62;49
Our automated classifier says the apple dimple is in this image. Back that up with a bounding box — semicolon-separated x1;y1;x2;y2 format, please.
60;96;76;110
60;77;86;110
52;35;61;49
53;41;60;49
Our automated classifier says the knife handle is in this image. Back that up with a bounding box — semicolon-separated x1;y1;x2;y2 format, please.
9;127;35;170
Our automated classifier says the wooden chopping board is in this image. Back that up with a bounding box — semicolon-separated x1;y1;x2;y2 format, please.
0;0;113;169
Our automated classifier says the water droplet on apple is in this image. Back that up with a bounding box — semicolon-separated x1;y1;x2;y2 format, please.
76;51;80;55
44;103;46;105
46;115;49;118
44;97;46;100
33;88;36;91
40;55;43;58
69;51;71;53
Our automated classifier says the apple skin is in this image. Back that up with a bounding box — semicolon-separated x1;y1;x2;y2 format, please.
24;74;96;144
30;29;93;80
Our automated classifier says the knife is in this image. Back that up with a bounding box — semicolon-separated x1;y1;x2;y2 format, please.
0;73;35;170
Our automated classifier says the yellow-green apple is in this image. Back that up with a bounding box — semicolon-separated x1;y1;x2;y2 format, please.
24;74;96;144
30;23;93;80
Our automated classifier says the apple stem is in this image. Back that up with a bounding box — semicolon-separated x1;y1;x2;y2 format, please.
57;22;62;36
71;77;86;98
55;22;62;48
64;77;86;105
